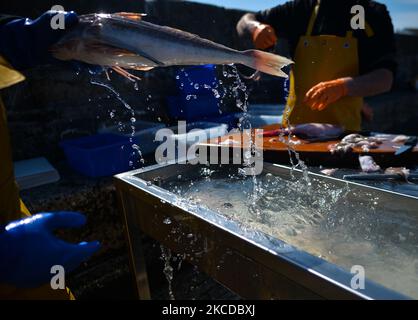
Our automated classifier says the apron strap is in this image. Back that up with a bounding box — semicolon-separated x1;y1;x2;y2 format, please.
306;0;321;36
306;0;373;38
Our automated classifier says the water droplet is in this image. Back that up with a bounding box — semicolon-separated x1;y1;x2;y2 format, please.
163;217;171;225
212;89;220;99
194;83;199;90
130;117;136;123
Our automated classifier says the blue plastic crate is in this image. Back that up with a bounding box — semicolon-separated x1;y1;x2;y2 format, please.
167;94;220;121
60;134;137;177
204;112;242;130
98;120;166;156
175;64;217;95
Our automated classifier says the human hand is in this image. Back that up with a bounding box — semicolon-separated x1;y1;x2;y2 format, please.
0;212;100;288
252;23;277;50
304;78;350;111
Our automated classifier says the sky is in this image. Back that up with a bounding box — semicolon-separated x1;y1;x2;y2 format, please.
187;0;418;30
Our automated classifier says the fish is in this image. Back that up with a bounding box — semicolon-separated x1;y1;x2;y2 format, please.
385;167;410;181
51;12;294;81
391;135;409;144
330;134;383;154
286;123;344;139
359;155;381;173
320;168;338;176
261;123;343;139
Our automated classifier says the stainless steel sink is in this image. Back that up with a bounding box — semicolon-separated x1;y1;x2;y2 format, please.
114;162;418;300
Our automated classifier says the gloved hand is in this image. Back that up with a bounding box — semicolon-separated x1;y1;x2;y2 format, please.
0;10;78;70
304;78;350;111
252;23;278;50
0;212;100;288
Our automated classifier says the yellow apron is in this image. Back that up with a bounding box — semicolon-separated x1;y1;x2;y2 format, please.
0;56;25;224
283;1;363;131
0;56;73;300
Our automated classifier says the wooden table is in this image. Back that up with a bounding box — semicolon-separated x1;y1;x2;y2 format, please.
200;124;418;168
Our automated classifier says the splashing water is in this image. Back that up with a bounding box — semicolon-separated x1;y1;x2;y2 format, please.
162;169;418;298
90;78;145;168
160;245;175;300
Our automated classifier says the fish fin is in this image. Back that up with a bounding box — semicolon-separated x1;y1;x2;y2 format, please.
132;66;155;71
111;66;141;82
241;50;294;78
101;43;162;67
113;12;147;21
134;48;165;66
82;41;138;57
52;38;140;61
85;39;163;66
105;69;111;81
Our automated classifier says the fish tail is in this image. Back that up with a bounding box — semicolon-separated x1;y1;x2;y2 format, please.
240;50;293;78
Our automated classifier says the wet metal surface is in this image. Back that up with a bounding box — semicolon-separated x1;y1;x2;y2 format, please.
115;162;418;299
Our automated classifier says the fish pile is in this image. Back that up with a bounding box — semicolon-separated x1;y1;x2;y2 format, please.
329;134;387;154
51;12;293;80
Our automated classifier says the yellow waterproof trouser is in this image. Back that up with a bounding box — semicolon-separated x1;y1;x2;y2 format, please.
0;56;73;300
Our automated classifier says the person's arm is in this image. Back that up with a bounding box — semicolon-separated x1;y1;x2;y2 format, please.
0;11;78;70
304;69;393;112
346;69;393;97
237;13;278;50
305;3;396;112
236;1;298;50
0;15;20;26
236;13;261;38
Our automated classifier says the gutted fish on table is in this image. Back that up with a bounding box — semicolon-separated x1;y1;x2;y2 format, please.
359;155;381;173
284;123;344;139
385;167;410;180
330;134;384;154
391;135;410;144
51;12;293;80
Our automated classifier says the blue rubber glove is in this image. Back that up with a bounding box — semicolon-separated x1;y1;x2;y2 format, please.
0;212;100;288
0;10;78;70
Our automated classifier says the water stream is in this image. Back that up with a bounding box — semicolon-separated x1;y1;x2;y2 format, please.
163;170;418;298
90;77;145;168
160;245;175;300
